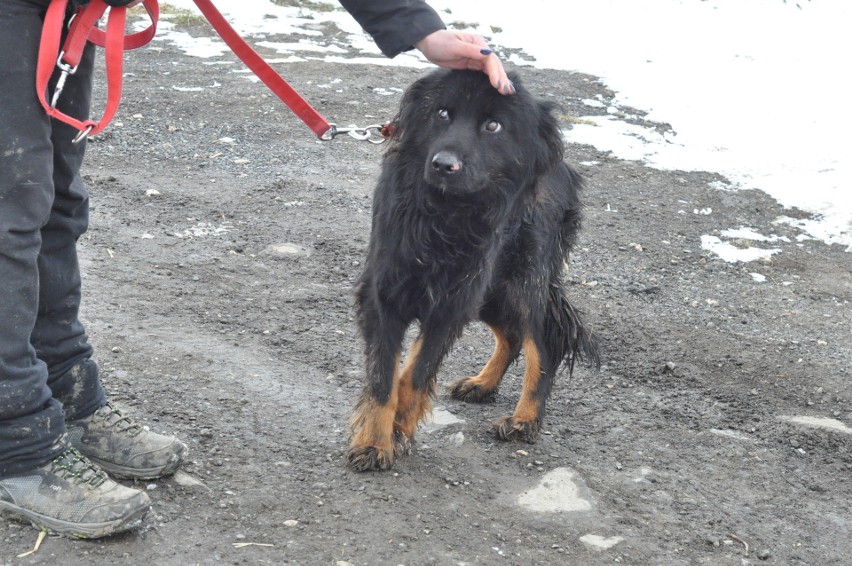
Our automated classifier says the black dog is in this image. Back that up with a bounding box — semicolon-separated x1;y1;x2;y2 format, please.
347;69;598;472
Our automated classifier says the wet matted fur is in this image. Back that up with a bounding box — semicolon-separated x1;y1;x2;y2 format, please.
347;69;599;472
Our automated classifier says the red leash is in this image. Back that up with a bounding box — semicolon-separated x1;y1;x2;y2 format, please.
190;0;331;139
38;0;336;141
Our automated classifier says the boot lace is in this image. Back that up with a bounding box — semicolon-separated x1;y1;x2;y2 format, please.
50;447;108;487
98;403;144;437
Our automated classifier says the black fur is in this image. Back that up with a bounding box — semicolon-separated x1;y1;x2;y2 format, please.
347;69;598;471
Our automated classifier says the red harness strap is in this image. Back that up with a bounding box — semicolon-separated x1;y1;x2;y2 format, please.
36;0;158;142
37;0;332;141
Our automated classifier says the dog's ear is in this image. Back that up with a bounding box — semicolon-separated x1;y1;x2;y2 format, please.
533;99;566;173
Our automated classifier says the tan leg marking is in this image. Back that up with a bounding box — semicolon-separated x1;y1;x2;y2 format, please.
394;337;433;439
348;353;400;470
495;336;542;442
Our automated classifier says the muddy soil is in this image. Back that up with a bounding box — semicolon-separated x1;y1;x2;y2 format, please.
3;18;851;566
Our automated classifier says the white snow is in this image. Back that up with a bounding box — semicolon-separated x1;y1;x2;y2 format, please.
138;0;850;255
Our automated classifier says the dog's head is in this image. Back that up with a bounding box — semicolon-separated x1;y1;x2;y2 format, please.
389;69;565;200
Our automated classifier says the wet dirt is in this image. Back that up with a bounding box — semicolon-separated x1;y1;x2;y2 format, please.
3;18;851;566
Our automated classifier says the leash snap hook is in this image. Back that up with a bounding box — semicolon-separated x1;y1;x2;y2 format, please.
322;123;387;144
50;51;79;109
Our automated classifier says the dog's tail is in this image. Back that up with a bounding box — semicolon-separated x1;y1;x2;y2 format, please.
545;283;600;376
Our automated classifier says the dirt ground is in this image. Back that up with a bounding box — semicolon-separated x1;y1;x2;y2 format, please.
3;16;851;566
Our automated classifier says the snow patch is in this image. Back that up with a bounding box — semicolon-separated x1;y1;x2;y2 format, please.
700;235;781;263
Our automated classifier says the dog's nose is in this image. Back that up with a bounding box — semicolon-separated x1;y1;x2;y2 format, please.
431;151;462;174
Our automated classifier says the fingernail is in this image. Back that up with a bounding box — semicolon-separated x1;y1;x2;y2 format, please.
480;48;494;56
508;81;516;94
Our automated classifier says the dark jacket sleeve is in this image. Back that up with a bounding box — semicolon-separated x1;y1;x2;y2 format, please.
338;0;446;58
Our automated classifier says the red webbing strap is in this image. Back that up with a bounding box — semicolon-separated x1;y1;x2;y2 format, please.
89;0;159;50
191;0;332;139
36;0;158;139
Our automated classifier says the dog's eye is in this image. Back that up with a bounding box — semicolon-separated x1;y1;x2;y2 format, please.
484;120;503;133
437;108;450;121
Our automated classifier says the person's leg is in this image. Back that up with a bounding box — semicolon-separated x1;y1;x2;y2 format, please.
30;8;106;423
0;1;151;539
0;0;70;478
3;0;187;481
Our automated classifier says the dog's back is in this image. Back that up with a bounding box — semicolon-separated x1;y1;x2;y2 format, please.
348;70;598;471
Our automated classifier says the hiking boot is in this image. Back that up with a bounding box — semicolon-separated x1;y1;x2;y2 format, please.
0;447;150;538
66;402;187;480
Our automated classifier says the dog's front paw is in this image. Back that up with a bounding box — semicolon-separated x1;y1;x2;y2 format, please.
448;378;497;403
494;416;540;443
346;444;395;472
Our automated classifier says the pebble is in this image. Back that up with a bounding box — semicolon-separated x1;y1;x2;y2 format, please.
757;549;771;560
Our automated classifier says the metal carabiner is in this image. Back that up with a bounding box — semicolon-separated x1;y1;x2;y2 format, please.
50;51;79;109
72;125;93;144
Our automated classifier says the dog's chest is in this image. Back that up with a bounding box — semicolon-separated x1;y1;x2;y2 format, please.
384;227;502;319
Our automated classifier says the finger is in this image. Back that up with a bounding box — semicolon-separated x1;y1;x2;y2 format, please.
455;43;512;94
482;53;513;95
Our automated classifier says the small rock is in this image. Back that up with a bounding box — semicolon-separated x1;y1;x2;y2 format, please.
579;534;624;551
757;549;771;560
449;431;465;446
283;519;299;527
263;242;310;257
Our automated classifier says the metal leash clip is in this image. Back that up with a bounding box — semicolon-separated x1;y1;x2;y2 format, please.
322;123;389;144
50;51;79;109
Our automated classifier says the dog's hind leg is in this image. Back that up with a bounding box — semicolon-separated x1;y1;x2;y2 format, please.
347;308;407;472
493;285;599;443
494;335;553;443
448;324;521;403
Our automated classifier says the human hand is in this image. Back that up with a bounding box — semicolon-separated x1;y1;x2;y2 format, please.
414;29;514;95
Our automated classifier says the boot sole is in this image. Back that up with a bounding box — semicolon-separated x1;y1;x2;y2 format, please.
0;500;149;539
86;450;185;480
